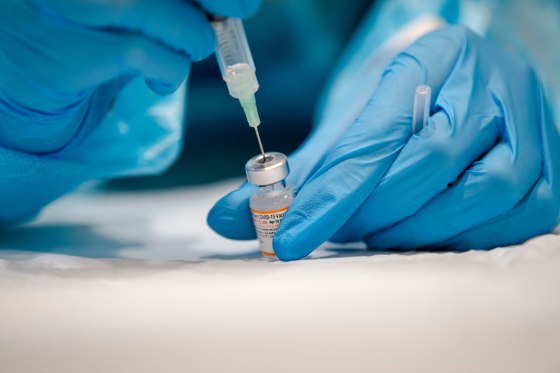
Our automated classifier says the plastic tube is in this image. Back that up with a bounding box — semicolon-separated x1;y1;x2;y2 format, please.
412;84;432;134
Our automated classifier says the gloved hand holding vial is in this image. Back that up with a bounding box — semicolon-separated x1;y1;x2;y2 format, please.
209;26;560;261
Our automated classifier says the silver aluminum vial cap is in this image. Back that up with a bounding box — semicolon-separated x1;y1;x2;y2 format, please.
245;152;290;186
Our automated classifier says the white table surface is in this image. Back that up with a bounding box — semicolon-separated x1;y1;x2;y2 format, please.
1;180;559;373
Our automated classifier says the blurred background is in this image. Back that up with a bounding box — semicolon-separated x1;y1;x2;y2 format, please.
107;0;373;190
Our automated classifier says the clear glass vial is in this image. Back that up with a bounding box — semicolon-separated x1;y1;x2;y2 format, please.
245;152;294;259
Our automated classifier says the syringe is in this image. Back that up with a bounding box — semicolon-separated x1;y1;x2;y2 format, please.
211;17;266;159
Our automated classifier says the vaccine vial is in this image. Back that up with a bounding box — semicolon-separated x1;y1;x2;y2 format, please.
245;152;294;259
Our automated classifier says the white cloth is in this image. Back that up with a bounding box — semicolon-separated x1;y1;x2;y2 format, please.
1;180;559;373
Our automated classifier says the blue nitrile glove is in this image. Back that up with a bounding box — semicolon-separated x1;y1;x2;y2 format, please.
0;0;260;224
208;26;560;260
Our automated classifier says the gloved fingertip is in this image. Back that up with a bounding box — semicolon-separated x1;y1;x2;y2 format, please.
145;79;180;96
270;186;342;261
273;217;320;261
239;0;261;18
273;233;309;262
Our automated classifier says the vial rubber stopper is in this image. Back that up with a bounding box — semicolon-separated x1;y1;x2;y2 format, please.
245;152;289;186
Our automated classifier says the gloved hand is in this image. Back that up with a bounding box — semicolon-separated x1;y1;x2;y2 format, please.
208;26;560;261
0;0;259;153
0;0;260;224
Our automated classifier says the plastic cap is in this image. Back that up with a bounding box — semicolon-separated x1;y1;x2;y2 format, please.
245;152;289;186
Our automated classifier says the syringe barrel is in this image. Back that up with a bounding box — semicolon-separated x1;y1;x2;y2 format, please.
211;18;259;99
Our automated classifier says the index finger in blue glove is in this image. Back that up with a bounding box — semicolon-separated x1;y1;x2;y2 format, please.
195;0;261;18
40;0;215;61
272;27;471;261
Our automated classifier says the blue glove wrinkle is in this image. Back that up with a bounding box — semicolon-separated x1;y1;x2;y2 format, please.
0;88;92;154
56;78;133;155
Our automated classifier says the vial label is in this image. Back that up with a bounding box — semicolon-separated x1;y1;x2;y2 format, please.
250;206;289;258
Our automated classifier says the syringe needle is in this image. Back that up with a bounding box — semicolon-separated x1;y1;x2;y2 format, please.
254;126;266;161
